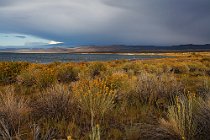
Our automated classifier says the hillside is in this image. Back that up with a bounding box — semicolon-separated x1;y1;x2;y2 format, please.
68;44;210;53
0;44;210;53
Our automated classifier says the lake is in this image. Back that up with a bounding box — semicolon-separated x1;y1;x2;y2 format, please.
0;53;168;63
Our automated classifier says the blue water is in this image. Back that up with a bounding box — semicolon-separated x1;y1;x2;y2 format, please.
0;53;168;63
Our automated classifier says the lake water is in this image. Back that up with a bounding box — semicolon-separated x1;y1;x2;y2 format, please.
0;53;168;63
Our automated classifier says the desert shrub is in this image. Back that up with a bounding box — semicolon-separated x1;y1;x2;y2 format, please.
31;84;77;121
34;67;56;89
188;63;207;72
0;62;29;84
125;123;181;140
206;70;210;76
30;120;82;139
88;62;107;78
47;61;62;68
133;72;183;108
171;63;190;74
192;98;210;140
17;70;36;87
161;63;173;73
201;57;210;63
161;94;198;140
16;69;38;95
106;71;134;92
56;64;79;83
160;93;210;140
122;61;143;75
30;84;81;139
200;58;210;74
72;79;117;139
106;128;123;139
72;79;116;121
142;63;163;74
18;64;57;89
187;62;207;76
112;73;184;126
16;66;56;90
0;86;31;139
30;124;59;140
196;76;210;98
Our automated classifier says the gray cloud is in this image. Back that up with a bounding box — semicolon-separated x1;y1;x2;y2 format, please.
15;35;26;39
0;0;210;45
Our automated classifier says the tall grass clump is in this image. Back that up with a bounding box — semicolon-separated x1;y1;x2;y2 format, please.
160;94;197;140
72;79;116;140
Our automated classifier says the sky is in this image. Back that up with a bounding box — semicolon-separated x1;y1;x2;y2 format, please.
0;0;210;48
0;33;63;47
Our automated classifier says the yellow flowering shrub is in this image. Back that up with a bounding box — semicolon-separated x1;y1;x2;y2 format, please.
35;67;56;88
0;62;29;84
19;64;56;89
72;79;116;118
72;78;117;139
106;71;136;94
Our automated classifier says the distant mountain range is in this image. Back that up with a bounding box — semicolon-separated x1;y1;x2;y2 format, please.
0;44;210;53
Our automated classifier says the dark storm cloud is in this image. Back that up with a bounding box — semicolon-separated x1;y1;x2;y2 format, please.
0;0;210;45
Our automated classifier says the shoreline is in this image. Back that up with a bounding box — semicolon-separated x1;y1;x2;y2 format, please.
0;51;209;55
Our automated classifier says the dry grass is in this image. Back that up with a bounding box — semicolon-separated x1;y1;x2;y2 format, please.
0;86;30;139
30;84;77;121
125;123;181;140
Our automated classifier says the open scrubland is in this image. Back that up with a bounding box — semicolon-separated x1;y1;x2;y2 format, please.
0;52;210;140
